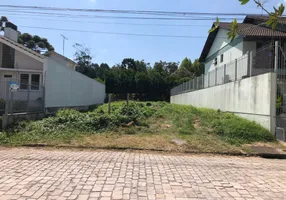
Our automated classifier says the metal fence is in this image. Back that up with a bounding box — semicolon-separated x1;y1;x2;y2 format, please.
171;45;276;96
0;81;45;115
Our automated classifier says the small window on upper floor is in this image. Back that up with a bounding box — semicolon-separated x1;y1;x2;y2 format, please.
214;58;218;66
220;54;224;63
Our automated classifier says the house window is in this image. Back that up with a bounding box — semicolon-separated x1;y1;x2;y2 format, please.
20;74;29;90
31;74;40;90
2;44;15;68
20;74;41;90
214;58;218;66
4;75;12;78
220;54;224;63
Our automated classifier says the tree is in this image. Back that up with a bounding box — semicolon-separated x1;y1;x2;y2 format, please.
0;16;8;31
18;33;54;54
105;58;200;101
121;58;137;70
74;43;97;78
135;60;148;72
95;63;110;81
180;58;193;72
210;0;285;40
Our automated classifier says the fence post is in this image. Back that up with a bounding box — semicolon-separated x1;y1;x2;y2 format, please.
202;75;204;89
247;51;253;77
192;79;196;90
249;51;253;76
197;77;199;89
42;86;45;113
274;41;279;73
108;94;111;114
223;64;227;83
235;59;238;81
215;68;218;85
27;84;30;113
208;72;210;87
10;91;14;114
5;81;9;115
3;82;10;129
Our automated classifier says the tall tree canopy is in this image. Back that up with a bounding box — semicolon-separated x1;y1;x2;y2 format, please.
73;45;203;101
18;33;54;54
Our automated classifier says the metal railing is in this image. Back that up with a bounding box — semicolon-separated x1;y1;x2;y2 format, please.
171;46;275;96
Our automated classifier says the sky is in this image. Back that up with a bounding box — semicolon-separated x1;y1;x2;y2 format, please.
1;0;284;66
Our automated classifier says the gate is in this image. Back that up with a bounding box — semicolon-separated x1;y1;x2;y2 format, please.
275;42;286;141
1;80;45;114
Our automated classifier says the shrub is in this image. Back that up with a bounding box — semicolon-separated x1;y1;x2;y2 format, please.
8;101;166;134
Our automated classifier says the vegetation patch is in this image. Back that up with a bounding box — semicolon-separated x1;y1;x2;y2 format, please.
0;102;277;153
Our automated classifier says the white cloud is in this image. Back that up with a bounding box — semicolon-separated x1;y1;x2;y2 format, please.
89;0;96;3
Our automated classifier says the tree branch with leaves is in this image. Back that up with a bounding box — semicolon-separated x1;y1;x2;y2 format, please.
210;0;285;40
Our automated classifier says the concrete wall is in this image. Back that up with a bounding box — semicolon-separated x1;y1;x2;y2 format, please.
50;52;75;69
44;58;105;108
171;73;276;133
205;29;244;72
14;50;43;70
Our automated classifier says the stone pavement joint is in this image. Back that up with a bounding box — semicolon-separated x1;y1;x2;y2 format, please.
0;148;285;200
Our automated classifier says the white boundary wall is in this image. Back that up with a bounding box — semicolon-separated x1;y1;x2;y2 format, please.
44;58;105;108
171;73;276;133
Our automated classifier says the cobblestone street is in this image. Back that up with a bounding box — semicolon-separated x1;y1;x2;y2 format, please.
0;148;285;200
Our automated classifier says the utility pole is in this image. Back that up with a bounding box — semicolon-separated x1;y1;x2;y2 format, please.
60;34;68;56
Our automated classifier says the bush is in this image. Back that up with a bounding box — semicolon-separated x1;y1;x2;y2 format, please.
8;101;167;134
5;102;275;146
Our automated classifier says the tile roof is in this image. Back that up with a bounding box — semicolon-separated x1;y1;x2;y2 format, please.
219;22;286;37
244;15;286;25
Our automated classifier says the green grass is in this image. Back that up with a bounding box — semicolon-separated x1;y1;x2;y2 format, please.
0;101;277;153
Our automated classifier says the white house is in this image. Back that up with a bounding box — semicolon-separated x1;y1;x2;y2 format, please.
171;15;286;135
0;22;105;112
199;15;286;75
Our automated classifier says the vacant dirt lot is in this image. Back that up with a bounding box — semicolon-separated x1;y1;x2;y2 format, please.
0;148;285;200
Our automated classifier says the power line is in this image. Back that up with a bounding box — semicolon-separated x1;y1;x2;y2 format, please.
18;25;214;39
8;16;211;27
0;10;245;21
0;4;257;17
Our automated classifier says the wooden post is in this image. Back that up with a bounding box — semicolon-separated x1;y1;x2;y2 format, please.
108;94;111;114
126;93;129;108
27;84;30;113
5;81;9;115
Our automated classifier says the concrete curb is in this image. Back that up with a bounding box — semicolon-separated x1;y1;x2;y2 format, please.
16;143;259;158
19;144;286;159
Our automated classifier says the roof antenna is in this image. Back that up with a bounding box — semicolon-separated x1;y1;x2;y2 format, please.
60;34;68;56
